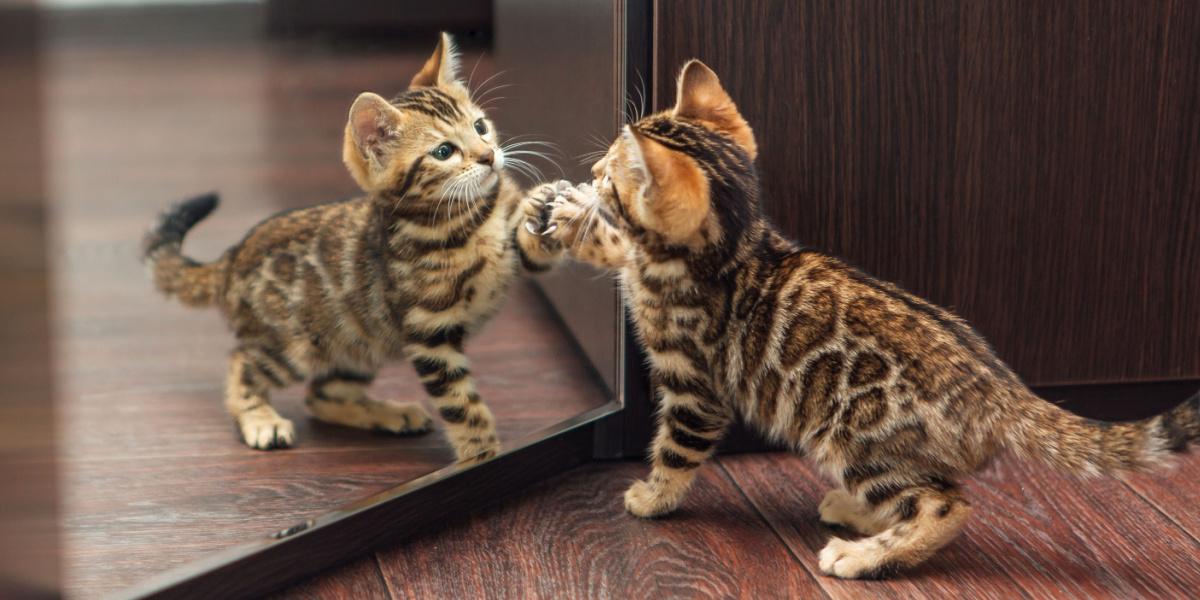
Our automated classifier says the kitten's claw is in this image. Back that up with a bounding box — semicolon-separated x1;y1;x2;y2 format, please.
524;220;540;235
540;223;558;236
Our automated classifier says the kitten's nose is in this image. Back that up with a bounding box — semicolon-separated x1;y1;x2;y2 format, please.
477;149;495;166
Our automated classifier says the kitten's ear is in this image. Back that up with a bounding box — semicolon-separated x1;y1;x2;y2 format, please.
343;92;404;190
625;128;711;243
672;59;757;160
410;32;462;89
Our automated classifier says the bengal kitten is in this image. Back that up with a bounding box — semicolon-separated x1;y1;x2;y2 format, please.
143;34;564;460
532;60;1200;578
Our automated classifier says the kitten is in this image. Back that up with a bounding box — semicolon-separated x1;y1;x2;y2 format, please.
143;33;563;461
533;60;1200;578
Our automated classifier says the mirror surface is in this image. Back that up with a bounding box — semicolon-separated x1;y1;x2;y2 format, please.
42;3;619;596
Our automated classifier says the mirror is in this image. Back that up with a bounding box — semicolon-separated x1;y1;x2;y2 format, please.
31;1;625;595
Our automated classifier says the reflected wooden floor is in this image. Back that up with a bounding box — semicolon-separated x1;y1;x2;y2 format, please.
44;8;608;597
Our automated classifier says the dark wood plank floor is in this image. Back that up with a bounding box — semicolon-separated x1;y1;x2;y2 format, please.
40;7;608;597
276;453;1200;599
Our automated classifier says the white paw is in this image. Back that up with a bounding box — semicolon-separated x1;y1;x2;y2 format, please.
239;410;295;450
818;538;887;579
623;479;677;518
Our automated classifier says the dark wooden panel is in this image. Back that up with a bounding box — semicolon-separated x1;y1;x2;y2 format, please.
655;0;1200;386
373;461;826;599
720;452;1200;598
0;5;58;596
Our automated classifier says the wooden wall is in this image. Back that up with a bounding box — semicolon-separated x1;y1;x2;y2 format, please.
655;0;1200;387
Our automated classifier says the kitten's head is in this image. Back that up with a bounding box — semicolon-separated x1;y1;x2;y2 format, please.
589;60;759;249
343;33;503;200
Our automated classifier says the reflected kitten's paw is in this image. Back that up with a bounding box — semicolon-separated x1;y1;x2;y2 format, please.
543;184;598;247
623;479;678;518
521;180;572;241
238;408;295;450
372;401;434;435
453;435;500;463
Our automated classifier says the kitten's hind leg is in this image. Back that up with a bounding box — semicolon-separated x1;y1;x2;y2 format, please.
819;488;888;535
226;348;298;450
305;370;433;435
818;483;971;579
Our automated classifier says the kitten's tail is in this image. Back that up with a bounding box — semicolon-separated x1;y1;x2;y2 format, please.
1004;388;1200;476
142;192;224;307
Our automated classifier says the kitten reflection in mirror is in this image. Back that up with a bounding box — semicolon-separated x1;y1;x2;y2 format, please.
142;33;564;461
530;60;1200;578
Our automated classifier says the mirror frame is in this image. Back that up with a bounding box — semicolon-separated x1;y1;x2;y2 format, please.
117;1;653;598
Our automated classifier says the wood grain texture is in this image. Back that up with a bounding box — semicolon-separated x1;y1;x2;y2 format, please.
654;0;1200;386
719;452;1200;598
267;557;392;600
372;461;825;599
45;8;608;596
1123;454;1200;542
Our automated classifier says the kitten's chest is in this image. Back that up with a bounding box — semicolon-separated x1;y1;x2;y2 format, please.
390;209;516;325
623;259;725;371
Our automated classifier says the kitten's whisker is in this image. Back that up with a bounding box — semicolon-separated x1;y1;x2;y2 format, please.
466;53;486;93
505;157;546;181
472;70;508;102
475;84;514;106
501;140;561;151
632;69;648;122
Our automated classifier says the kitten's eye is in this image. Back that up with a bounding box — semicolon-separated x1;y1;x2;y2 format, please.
431;142;456;160
473;119;488;136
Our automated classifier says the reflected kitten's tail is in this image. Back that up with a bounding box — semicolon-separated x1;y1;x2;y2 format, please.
142;192;224;307
1005;388;1200;476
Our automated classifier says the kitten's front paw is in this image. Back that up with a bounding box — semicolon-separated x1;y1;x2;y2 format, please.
373;401;434;435
453;435;500;463
238;409;295;450
521;180;572;241
543;184;598;247
623;479;678;518
818;538;894;579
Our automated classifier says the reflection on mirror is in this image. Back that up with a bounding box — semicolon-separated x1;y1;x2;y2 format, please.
47;6;615;596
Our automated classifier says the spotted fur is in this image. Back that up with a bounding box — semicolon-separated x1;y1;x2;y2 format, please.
544;59;1200;578
143;34;563;459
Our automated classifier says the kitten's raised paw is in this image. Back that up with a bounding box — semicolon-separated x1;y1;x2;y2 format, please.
818;538;897;579
372;401;434;435
623;479;678;518
238;409;295;450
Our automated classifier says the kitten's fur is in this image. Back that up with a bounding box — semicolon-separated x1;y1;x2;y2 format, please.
539;60;1200;578
143;34;562;460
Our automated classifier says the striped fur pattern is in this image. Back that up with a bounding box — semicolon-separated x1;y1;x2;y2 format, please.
143;34;563;460
541;60;1200;578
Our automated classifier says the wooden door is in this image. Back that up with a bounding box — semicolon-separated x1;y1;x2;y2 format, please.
655;0;1200;388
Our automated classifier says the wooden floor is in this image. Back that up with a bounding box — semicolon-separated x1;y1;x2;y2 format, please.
275;452;1200;599
41;7;608;597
